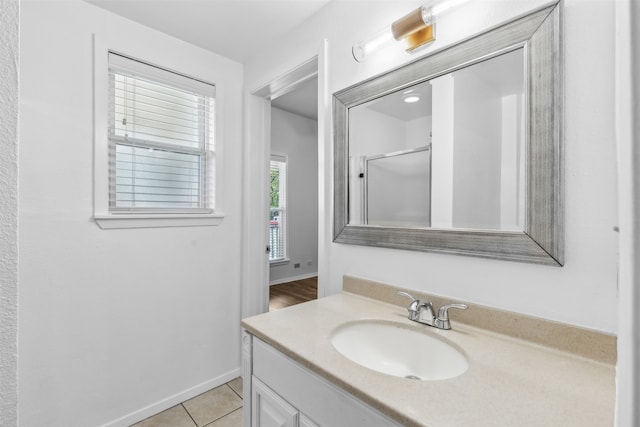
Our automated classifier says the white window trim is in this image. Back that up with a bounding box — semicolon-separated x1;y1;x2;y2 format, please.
269;153;288;262
269;258;291;266
92;34;225;229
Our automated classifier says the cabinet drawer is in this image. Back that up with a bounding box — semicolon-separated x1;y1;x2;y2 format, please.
252;337;401;427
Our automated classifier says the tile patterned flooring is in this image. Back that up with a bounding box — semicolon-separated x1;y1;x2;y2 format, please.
131;378;243;427
133;278;317;426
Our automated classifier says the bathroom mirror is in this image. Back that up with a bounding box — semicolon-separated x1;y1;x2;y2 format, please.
349;49;524;231
334;3;563;265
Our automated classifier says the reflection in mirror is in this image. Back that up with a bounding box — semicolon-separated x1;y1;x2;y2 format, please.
351;146;432;227
348;48;525;231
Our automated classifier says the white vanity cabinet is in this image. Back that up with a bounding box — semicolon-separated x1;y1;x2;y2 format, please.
251;376;322;427
298;414;320;427
251;377;299;427
242;331;402;427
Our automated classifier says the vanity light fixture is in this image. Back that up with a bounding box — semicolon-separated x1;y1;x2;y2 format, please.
352;0;470;62
352;5;434;62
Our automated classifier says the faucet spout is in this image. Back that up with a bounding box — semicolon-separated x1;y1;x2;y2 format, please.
414;300;436;326
396;291;435;326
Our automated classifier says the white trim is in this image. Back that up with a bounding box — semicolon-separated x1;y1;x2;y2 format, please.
94;213;224;229
316;40;330;298
615;0;640;425
269;273;318;286
99;368;240;427
269;153;288;261
270;258;290;266
108;51;216;96
242;50;324;319
241;330;253;427
93;34;225;228
271;153;287;163
242;95;272;319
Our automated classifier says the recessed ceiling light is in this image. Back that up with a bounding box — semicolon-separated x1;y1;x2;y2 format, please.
403;93;421;103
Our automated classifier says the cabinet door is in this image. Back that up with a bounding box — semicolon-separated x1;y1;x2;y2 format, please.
299;413;319;427
252;376;298;427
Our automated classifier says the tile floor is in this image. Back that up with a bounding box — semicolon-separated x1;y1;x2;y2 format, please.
131;378;243;427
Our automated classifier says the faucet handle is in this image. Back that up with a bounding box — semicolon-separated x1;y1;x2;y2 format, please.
435;304;468;330
396;291;416;303
396;291;420;321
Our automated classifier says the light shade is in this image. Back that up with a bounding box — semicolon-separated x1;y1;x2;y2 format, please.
352;4;436;62
391;6;435;52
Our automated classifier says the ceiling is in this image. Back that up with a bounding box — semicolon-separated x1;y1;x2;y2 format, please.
84;0;332;64
85;0;325;119
271;77;318;121
366;79;433;122
364;49;523;122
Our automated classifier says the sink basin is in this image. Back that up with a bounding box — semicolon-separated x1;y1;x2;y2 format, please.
331;321;468;381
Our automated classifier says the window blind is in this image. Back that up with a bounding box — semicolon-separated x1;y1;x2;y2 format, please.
108;53;215;212
269;155;287;261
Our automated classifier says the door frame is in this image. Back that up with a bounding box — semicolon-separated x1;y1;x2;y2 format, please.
242;41;330;318
614;0;640;425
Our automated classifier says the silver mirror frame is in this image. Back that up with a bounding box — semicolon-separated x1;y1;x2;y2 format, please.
333;2;563;266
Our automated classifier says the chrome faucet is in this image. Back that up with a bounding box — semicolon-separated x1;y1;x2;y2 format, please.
396;291;467;330
396;291;436;326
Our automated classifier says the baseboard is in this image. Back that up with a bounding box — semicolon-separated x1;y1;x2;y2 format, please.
269;272;318;286
100;368;241;427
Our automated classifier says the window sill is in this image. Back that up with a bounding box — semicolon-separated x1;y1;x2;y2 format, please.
94;213;225;229
270;258;290;266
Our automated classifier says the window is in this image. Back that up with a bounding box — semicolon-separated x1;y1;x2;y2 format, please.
108;53;215;214
269;155;287;262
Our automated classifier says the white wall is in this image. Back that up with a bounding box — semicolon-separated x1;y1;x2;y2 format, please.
500;93;525;229
0;0;19;425
366;151;431;227
349;106;406;157
452;68;503;229
269;107;319;283
19;1;243;426
431;74;455;228
244;0;619;333
405;116;431;149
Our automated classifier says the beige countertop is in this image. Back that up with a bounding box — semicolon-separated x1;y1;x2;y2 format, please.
242;290;615;427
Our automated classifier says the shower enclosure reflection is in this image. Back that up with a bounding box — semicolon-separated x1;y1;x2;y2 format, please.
351;146;432;227
347;48;525;231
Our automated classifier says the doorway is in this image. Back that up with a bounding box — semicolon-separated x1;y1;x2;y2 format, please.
267;77;319;310
242;48;328;319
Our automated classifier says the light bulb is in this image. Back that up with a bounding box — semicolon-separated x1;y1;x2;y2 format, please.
352;28;394;62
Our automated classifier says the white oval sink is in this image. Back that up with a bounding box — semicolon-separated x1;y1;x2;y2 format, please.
331;321;468;381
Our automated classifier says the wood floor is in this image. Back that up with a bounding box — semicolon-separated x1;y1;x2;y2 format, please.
269;277;318;311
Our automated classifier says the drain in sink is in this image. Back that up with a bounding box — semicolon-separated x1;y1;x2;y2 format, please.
405;375;421;380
